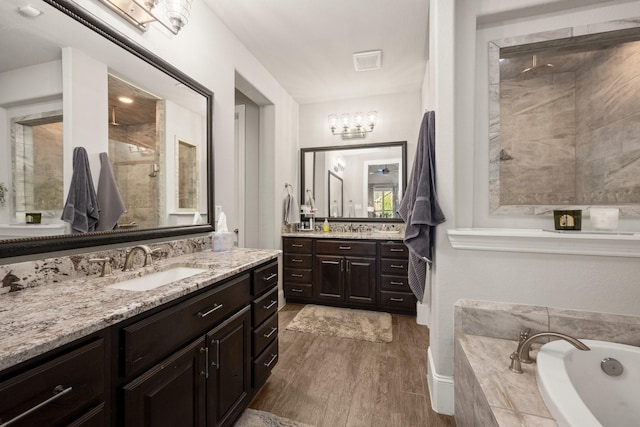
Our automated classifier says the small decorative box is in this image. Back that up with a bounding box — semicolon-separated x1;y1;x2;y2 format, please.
553;210;582;231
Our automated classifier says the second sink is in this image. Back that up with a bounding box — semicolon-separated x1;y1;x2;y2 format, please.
108;267;208;292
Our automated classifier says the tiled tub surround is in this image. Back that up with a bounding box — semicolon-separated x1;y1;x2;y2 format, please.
0;239;279;371
454;300;640;426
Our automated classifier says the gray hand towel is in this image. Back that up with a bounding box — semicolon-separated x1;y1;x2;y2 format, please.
96;152;127;231
61;147;100;233
283;187;301;225
398;111;445;301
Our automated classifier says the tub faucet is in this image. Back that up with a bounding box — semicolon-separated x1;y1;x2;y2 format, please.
123;245;153;271
509;331;590;374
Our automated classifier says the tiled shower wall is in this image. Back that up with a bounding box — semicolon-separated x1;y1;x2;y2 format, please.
575;41;640;204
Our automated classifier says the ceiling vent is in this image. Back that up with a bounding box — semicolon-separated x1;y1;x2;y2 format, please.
353;50;382;72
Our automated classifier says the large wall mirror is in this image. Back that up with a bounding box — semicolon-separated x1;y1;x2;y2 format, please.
301;141;407;222
489;19;640;216
0;0;214;258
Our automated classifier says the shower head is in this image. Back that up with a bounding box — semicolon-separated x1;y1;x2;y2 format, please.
110;106;120;126
517;54;554;80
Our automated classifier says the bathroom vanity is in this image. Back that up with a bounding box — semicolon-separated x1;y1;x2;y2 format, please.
0;248;279;427
282;233;416;313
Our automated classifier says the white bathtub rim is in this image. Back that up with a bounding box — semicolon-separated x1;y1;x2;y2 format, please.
536;339;600;427
537;339;640;427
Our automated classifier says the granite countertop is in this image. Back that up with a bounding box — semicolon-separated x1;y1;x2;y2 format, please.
0;248;280;372
457;333;557;426
281;231;404;240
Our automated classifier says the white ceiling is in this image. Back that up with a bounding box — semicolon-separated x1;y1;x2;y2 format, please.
204;0;430;105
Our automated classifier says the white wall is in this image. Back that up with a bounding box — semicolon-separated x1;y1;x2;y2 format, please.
426;0;640;414
299;92;422;168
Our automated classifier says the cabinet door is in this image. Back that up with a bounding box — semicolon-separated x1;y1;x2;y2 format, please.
345;256;376;305
206;306;251;427
314;255;344;301
123;338;206;427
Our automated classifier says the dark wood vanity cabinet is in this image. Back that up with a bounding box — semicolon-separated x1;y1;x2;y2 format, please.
283;237;415;314
0;338;108;427
250;261;279;391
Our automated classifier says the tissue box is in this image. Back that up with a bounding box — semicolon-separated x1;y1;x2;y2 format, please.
213;232;234;252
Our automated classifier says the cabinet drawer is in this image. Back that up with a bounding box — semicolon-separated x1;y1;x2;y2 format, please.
123;274;250;378
253;339;278;389
284;283;313;299
253;260;278;296
68;402;107;427
380;258;408;275
0;339;105;427
316;240;376;256
380;275;410;292
380;291;416;310
253;313;278;357
284;253;312;268
252;286;279;327
379;242;409;259
283;237;312;254
283;267;312;284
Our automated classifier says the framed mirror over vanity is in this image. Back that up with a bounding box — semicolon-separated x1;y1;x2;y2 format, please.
300;141;407;222
0;0;214;259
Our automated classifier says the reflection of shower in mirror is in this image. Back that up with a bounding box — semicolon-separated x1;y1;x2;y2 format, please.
149;163;160;177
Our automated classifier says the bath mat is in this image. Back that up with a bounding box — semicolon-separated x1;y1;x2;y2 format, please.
234;408;314;427
285;305;392;343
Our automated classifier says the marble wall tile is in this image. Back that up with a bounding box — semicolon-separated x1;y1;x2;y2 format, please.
456;299;548;340
454;337;476;427
549;308;640;346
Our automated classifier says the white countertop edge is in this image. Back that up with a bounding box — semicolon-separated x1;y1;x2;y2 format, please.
447;228;640;258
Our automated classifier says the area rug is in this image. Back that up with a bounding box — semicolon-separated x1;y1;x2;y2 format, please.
285;305;392;343
234;408;314;427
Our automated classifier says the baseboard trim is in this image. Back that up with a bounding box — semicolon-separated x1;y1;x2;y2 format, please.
416;302;430;326
427;347;455;415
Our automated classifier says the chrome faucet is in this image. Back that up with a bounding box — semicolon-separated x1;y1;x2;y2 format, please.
122;245;154;271
509;331;590;373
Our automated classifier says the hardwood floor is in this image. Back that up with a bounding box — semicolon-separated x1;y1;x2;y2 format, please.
248;304;456;427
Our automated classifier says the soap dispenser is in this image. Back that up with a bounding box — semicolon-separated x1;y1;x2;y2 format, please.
323;218;329;233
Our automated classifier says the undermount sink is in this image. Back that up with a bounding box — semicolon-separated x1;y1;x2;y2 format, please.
108;267;208;292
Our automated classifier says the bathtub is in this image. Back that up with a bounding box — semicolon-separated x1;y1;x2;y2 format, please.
537;339;640;427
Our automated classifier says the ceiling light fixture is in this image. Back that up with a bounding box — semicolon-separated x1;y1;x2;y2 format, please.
99;0;193;35
328;111;377;139
118;96;134;104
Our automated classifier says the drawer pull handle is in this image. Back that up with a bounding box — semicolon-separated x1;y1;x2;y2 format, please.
390;264;404;269
290;288;304;293
198;303;223;318
390;297;405;302
0;385;73;427
263;300;278;310
264;327;278;339
200;347;209;378
338;246;351;250
264;353;278;368
291;258;303;263
390;281;404;285
291;273;304;278
390;248;405;252
291;244;304;248
263;273;277;281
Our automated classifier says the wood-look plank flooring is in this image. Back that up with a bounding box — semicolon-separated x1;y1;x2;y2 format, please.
248;304;456;427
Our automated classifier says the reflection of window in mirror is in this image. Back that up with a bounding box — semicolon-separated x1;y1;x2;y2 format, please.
372;188;394;218
12;113;64;217
366;161;400;218
176;138;199;211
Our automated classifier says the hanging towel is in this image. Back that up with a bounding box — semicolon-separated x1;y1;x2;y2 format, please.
283;185;301;225
96;152;127;231
398;111;446;301
61;147;100;233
